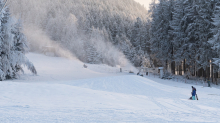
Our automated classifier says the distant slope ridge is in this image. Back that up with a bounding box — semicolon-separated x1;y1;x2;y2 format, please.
10;0;148;25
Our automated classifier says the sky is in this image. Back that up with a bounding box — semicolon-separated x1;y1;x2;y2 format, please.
134;0;151;10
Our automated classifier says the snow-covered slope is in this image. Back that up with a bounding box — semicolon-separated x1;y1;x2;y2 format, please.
17;53;135;82
0;53;220;122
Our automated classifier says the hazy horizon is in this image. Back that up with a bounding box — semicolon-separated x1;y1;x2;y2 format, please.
134;0;151;10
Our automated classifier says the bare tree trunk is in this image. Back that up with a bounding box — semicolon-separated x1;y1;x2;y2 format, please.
195;61;197;77
212;65;214;83
204;67;207;81
215;72;217;85
184;59;186;75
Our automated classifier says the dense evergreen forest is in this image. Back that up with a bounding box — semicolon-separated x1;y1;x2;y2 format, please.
9;0;150;67
5;0;220;81
149;0;220;81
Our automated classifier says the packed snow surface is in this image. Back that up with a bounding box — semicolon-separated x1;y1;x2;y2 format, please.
0;53;220;123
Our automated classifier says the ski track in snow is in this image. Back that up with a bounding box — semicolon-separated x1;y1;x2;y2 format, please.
0;53;220;123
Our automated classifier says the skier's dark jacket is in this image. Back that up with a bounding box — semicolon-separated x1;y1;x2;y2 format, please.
192;87;196;96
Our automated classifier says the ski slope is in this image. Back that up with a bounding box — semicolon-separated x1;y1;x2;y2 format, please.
0;53;220;123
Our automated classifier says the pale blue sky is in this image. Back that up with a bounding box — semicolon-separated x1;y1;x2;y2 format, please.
134;0;151;10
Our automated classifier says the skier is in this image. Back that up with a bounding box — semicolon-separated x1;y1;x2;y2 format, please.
83;64;87;68
191;86;196;100
207;78;211;87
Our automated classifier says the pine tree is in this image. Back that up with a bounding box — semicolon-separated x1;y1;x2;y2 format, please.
150;0;174;67
131;17;142;49
169;0;185;64
195;0;216;71
176;0;216;74
0;4;37;80
209;1;220;65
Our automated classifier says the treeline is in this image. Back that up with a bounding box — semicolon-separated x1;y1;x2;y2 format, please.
148;0;220;79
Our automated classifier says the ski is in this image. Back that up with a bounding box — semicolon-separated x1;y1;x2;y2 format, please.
196;94;198;100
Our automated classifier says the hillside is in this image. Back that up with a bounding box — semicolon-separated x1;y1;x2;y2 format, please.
19;53;137;82
9;0;148;22
8;0;149;67
1;53;220;122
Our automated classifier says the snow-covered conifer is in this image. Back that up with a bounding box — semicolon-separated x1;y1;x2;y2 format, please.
169;0;185;63
0;3;36;80
150;0;174;67
209;1;220;65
